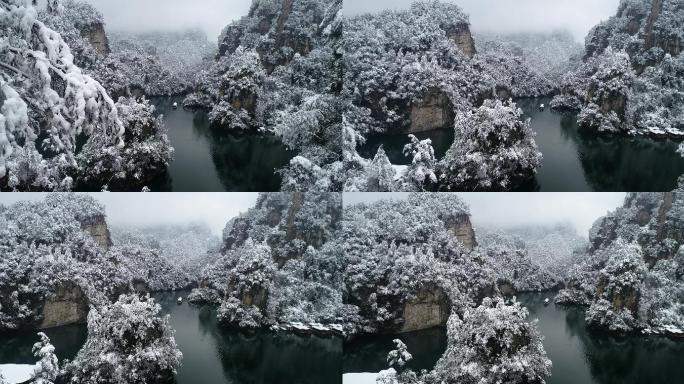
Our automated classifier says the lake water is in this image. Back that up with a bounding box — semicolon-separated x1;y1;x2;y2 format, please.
147;98;294;192
0;290;342;384
357;99;684;192
342;292;684;384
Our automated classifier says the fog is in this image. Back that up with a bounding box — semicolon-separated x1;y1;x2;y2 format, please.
343;0;621;42
83;0;253;41
0;193;259;235
343;193;627;237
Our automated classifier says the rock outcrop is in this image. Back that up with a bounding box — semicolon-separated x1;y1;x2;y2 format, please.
398;285;450;333
79;214;113;251
444;213;477;251
446;23;476;59
82;23;110;55
40;282;89;329
217;0;329;72
405;89;455;133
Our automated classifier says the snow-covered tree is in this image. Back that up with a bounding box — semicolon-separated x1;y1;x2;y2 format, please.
32;332;59;384
387;339;413;371
0;0;172;191
64;294;182;384
439;99;541;190
425;298;551;384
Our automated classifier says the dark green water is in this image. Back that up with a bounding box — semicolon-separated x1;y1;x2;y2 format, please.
515;98;684;192
357;129;454;166
148;97;294;192
0;290;342;384
357;98;684;192
342;293;684;384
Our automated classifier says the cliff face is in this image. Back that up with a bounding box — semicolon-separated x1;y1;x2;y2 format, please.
578;189;684;331
586;0;682;64
399;285;450;333
405;89;456;133
81;23;111;55
79;214;113;251
446;23;476;59
445;214;477;252
39;281;89;329
217;0;332;72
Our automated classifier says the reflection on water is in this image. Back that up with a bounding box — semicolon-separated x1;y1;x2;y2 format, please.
343;327;446;374
516;98;684;192
521;292;684;384
149;98;294;192
153;291;342;384
0;290;342;384
342;293;684;384
357;129;455;166
0;324;86;365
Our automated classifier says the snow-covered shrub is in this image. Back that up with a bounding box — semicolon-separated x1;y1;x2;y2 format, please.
426;298;551;384
32;332;59;384
64;294;182;384
217;297;264;329
438;99;541;190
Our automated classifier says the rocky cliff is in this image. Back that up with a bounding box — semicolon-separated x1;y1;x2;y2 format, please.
79;214;113;251
39;281;90;329
560;189;684;333
217;0;332;72
586;0;681;63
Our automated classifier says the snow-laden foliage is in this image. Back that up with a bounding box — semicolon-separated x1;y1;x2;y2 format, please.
477;230;564;292
438;99;542;190
192;192;344;328
343;1;542;191
475;31;583;98
557;190;684;334
104;30;216;97
32;332;59;384
111;223;220;288
387;339;413;370
424;298;551;384
0;0;172;191
0;194;215;331
186;0;343;191
483;224;588;282
64;294;182;384
552;0;684;135
0;194;128;331
343;194;504;336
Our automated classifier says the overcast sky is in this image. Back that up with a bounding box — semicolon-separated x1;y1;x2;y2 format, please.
343;193;627;237
343;0;620;42
0;193;258;235
83;0;252;41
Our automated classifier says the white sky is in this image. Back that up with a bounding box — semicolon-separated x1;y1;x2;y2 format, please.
83;0;252;41
343;0;621;42
343;193;627;237
0;193;258;235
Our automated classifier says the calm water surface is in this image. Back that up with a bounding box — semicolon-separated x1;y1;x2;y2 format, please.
0;290;341;384
343;292;684;384
357;98;684;192
149;97;294;192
